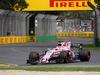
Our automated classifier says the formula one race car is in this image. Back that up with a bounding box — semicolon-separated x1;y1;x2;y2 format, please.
27;41;91;65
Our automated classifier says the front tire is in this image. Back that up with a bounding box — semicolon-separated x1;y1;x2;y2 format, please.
28;51;39;65
29;51;39;60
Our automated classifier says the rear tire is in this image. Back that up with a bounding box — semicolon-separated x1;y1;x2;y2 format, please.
79;49;91;61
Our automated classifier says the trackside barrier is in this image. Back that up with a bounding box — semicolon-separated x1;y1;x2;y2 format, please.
0;36;36;44
27;36;36;42
56;32;94;37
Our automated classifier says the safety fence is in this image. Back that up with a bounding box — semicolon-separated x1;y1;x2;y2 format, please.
35;14;58;36
0;9;58;44
35;14;56;36
0;36;36;44
35;14;58;41
0;9;30;37
56;32;94;37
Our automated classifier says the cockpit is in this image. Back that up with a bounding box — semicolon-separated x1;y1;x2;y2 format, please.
58;43;62;46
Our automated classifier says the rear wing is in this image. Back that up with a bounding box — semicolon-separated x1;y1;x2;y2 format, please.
71;43;83;49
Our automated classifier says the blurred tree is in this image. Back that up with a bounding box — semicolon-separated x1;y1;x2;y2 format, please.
0;0;29;11
0;0;10;10
14;0;29;11
59;11;93;19
95;0;100;10
42;11;61;15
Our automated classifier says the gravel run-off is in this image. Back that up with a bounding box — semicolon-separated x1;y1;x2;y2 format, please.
0;70;100;75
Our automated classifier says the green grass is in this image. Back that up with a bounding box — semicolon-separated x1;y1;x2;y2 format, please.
84;44;100;50
0;63;7;64
0;67;100;72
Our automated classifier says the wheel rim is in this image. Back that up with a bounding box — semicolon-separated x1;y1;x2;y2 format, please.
87;50;90;61
65;52;70;63
36;53;39;60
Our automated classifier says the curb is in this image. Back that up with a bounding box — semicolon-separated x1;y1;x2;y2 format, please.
0;64;18;67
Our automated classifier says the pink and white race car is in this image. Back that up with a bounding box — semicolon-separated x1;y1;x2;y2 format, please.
27;41;91;65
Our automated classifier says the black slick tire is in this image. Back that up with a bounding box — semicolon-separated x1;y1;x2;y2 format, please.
60;51;70;63
79;49;91;61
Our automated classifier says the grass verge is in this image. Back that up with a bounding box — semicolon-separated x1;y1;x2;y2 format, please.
84;44;100;50
0;67;100;72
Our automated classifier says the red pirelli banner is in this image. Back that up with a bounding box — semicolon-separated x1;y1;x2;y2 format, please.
24;0;96;11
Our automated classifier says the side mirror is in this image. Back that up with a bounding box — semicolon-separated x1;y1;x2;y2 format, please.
79;44;83;50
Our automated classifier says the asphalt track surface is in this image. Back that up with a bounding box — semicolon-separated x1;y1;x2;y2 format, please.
0;37;100;67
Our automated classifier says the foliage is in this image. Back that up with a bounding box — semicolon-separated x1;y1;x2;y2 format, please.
95;0;100;10
0;0;10;10
0;0;29;11
0;67;100;72
14;0;29;11
59;11;93;19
